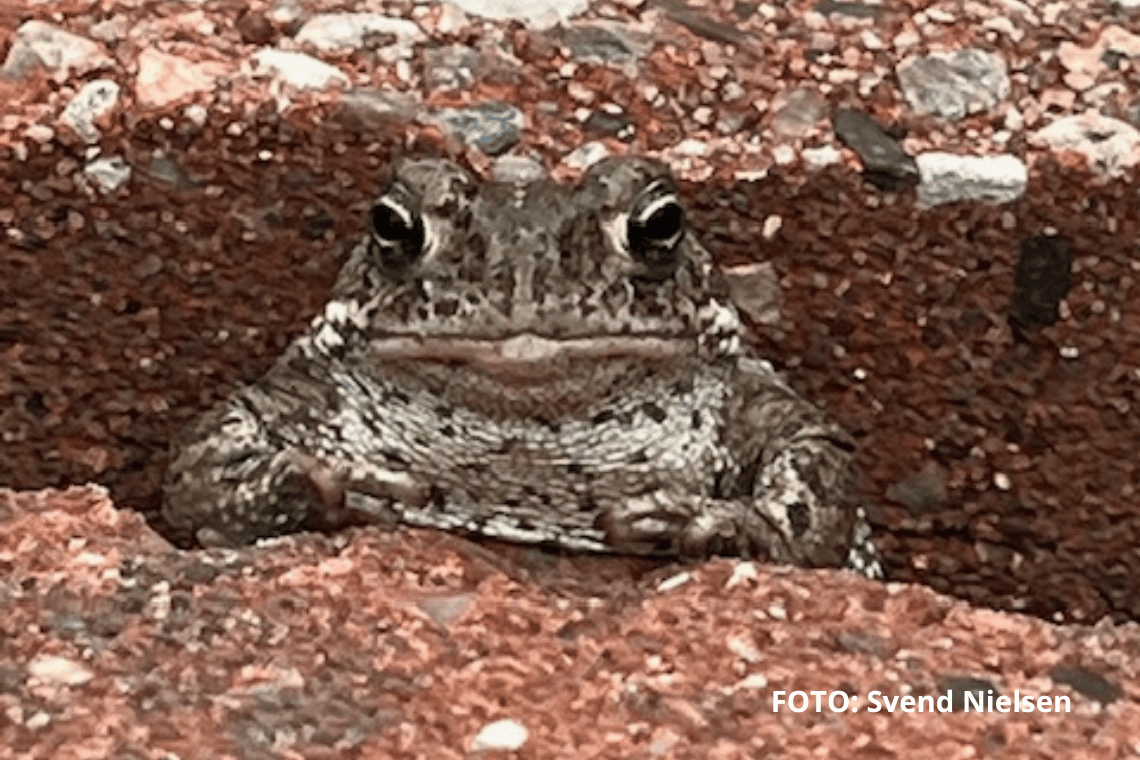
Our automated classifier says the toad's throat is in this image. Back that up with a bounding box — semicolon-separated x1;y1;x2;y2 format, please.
366;332;695;383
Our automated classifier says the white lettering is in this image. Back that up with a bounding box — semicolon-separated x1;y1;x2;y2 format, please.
964;690;985;712
773;690;856;713
810;690;827;711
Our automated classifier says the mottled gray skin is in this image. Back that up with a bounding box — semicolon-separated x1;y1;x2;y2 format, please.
164;156;880;576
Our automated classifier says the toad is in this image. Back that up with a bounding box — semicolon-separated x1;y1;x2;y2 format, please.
163;156;881;577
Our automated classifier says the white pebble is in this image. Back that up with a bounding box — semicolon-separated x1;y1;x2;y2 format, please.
725;561;758;588
470;719;528;751
657;571;692;592
28;655;94;686
762;215;782;239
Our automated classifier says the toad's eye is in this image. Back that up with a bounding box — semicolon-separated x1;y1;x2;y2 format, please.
369;183;425;272
626;179;685;279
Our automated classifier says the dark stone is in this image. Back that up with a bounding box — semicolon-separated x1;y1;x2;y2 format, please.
556;25;634;64
178;559;223;585
584;110;634;139
1101;49;1128;71
733;2;757;18
1009;234;1072;331
885;469;947;513
146;155;194;189
655;0;751;46
833;109;919;191
1050;664;1121;704
814;0;883;17
24;391;46;417
236;10;277;46
335;89;420;134
836;631;890;657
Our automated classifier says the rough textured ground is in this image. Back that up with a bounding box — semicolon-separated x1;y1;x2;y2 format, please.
3;0;1140;755
3;486;1139;759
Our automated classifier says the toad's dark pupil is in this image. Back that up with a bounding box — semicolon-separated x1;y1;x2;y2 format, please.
371;202;413;241
371;200;425;270
628;194;685;279
640;202;682;241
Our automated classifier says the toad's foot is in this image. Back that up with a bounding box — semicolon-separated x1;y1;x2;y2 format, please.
602;490;881;577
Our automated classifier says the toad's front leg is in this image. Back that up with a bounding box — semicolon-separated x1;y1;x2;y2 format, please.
602;365;882;577
601;439;879;575
163;380;427;548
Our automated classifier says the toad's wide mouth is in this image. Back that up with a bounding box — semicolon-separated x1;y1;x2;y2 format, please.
364;333;696;382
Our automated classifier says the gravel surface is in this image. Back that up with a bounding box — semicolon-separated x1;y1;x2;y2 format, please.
3;485;1140;759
